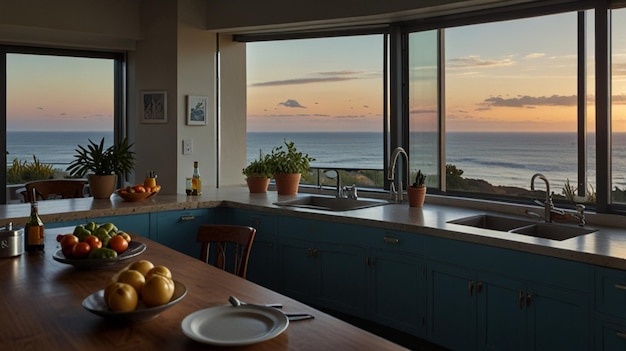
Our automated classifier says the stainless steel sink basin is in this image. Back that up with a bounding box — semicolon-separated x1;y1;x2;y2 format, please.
448;214;537;232
510;223;596;241
274;195;391;211
448;214;596;241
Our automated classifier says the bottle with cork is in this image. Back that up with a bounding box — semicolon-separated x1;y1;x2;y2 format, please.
25;188;45;252
192;161;202;195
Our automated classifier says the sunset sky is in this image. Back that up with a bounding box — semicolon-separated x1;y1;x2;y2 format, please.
4;10;625;133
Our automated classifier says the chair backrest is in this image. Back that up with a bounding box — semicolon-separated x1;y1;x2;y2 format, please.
195;224;257;279
23;179;87;202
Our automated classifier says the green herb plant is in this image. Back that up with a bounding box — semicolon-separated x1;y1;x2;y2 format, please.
268;140;315;175
242;149;272;178
411;169;426;187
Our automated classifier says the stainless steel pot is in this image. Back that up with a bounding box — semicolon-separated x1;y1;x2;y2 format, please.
0;223;24;257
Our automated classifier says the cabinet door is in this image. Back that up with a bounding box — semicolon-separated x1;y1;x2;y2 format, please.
154;209;213;257
428;260;476;351
91;214;150;237
278;237;320;303
527;283;589;351
319;241;367;317
230;210;278;289
371;249;425;336
477;273;526;351
596;319;626;351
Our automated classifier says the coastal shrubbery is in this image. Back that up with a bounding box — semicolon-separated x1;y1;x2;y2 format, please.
6;156;55;184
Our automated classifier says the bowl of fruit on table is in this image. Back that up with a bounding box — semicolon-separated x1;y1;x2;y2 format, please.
116;183;161;202
53;222;146;269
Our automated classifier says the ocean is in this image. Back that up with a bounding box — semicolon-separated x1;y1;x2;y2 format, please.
5;131;625;191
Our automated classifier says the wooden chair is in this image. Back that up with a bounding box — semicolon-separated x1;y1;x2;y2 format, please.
22;179;87;202
195;224;257;279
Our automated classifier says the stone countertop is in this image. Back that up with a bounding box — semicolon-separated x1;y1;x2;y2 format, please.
2;186;626;270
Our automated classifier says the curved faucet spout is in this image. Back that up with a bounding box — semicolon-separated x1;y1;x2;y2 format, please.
388;147;409;202
530;173;553;222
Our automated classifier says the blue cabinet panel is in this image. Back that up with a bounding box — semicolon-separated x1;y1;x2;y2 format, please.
154;208;213;257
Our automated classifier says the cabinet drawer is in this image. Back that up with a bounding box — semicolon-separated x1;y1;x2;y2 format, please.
596;267;626;318
367;229;423;252
596;319;626;351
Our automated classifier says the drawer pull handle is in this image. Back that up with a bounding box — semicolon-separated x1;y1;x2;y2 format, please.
383;236;399;244
617;331;626;339
179;215;196;221
614;284;626;290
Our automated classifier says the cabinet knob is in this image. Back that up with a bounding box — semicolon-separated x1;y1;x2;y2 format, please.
616;331;626;340
526;293;532;306
614;283;626;291
519;291;524;309
468;280;474;297
179;215;196;221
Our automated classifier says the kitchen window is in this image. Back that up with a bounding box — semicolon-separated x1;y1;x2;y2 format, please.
1;47;124;204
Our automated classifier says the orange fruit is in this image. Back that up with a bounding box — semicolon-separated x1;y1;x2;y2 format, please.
116;269;146;297
60;234;79;250
107;282;138;312
129;260;154;277
71;242;91;258
146;266;172;280
142;275;174;307
108;235;128;253
83;235;102;250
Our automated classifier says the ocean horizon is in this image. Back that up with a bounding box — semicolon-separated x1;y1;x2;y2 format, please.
5;130;624;191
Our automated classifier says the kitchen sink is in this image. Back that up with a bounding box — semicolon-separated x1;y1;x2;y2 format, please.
274;195;391;211
448;214;537;232
510;223;596;241
448;214;596;241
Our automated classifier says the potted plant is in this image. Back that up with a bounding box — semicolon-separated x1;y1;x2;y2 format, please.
66;137;135;199
268;140;315;195
242;150;272;193
408;169;427;207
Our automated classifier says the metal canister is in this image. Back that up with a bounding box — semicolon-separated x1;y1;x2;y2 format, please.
0;223;24;257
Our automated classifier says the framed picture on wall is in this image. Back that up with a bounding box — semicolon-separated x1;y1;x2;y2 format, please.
140;91;167;123
187;95;208;125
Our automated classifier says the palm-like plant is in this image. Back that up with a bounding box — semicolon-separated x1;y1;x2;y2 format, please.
66;137;135;177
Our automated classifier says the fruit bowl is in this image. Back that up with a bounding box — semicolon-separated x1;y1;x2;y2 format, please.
116;189;158;202
82;280;187;323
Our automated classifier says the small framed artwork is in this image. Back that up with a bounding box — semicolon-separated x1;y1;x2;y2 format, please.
140;91;167;123
187;95;208;125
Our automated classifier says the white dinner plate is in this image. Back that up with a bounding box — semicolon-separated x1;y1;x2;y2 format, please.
181;305;289;346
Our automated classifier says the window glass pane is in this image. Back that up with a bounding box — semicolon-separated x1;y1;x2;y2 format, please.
246;35;385;189
408;30;439;188
444;13;580;202
612;8;626;203
6;54;114;201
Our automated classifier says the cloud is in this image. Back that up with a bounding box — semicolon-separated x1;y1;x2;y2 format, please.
278;99;306;108
614;62;626;76
524;53;546;60
447;55;515;68
249;70;379;87
483;94;577;107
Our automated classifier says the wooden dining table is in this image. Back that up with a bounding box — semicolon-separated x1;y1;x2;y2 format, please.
0;226;407;350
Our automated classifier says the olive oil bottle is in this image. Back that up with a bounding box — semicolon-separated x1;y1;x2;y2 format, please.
25;198;45;252
192;161;202;195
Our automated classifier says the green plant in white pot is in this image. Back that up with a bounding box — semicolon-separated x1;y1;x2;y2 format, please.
268;140;315;195
242;150;272;193
66;137;135;199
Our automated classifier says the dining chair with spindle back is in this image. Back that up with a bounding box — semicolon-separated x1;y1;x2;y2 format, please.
195;224;257;279
23;179;87;202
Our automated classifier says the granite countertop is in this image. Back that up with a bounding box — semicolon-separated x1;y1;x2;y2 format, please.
2;186;626;270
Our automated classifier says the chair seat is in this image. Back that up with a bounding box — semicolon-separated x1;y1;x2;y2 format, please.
196;224;256;279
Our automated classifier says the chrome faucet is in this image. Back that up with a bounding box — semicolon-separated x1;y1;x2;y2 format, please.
325;170;344;198
388;147;409;203
530;173;554;222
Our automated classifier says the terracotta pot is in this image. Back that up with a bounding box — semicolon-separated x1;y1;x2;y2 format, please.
273;173;301;195
88;174;117;199
407;186;426;207
246;177;270;193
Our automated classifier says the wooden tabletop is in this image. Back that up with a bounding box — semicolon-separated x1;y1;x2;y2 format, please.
0;227;406;350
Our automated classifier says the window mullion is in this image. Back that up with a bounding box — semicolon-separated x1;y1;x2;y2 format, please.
577;11;587;198
595;4;611;212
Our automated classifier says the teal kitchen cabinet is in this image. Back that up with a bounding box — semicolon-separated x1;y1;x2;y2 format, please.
367;229;426;337
153;208;214;257
278;216;368;317
229;209;279;289
427;238;590;351
595;266;626;350
89;214;151;237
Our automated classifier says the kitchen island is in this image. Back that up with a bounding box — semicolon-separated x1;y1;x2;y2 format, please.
0;226;406;350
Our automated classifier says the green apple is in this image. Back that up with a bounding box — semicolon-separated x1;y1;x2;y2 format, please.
99;222;117;234
85;221;97;233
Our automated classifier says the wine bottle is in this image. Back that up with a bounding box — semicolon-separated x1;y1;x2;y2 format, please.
192;161;202;195
25;196;45;252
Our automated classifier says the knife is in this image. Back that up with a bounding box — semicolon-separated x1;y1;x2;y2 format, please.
285;313;315;321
